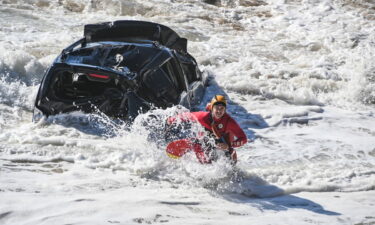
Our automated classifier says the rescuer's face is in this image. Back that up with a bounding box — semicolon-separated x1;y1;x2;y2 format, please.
212;104;226;119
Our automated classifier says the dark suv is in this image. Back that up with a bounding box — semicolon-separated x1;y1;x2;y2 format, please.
33;20;206;121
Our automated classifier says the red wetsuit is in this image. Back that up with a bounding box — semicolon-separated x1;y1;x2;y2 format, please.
167;111;247;163
177;111;247;147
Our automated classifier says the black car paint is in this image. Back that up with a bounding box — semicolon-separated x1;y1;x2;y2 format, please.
33;20;206;122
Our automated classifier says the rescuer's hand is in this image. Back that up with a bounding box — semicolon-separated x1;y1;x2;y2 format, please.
216;142;229;150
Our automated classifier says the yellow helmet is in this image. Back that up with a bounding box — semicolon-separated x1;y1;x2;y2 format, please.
210;95;227;107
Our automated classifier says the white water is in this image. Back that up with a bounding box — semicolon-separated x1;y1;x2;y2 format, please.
1;0;375;224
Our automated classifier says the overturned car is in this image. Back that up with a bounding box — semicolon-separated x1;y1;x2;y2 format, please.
33;20;206;122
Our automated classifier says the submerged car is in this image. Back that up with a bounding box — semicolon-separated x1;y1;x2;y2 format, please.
33;20;206;122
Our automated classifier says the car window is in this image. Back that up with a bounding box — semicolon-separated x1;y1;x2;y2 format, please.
176;54;200;84
142;65;179;107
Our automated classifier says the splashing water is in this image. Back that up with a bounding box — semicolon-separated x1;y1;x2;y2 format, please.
1;1;375;224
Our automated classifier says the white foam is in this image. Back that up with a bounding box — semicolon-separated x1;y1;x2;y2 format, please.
1;0;375;224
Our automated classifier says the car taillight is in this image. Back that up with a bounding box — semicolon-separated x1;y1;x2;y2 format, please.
88;73;110;79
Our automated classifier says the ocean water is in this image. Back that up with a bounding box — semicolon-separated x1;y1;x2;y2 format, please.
1;0;375;224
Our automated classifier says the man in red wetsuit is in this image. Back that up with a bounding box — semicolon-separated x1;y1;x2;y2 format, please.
167;95;247;164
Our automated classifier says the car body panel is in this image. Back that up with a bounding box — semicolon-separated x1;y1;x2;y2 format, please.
33;20;205;122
